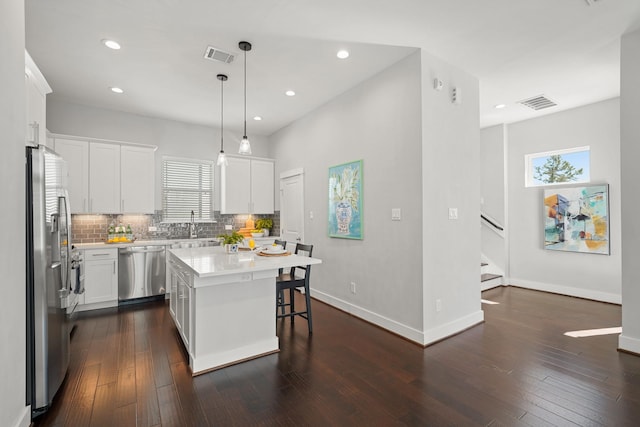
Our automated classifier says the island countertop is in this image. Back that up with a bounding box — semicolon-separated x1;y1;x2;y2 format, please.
168;246;322;279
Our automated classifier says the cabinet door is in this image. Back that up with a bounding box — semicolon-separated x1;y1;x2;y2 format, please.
121;145;155;213
220;156;251;214
54;139;89;213
84;258;118;304
25;53;50;147
251;159;274;214
168;260;178;320
182;281;191;350
89;142;121;213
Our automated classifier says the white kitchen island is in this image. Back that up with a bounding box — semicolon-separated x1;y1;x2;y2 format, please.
166;246;321;375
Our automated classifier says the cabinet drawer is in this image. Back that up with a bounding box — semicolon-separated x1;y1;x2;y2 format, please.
85;248;118;260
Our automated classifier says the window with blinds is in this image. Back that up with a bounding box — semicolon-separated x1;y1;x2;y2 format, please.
162;157;214;222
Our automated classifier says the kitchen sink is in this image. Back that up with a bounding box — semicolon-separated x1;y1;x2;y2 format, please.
169;239;220;249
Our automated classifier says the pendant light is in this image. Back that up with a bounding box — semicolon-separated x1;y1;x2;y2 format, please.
216;74;229;166
238;41;252;155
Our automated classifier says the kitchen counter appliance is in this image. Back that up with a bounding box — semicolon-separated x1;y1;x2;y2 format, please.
118;246;166;302
26;145;73;417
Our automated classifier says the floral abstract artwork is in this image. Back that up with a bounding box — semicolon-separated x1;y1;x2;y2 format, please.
544;184;609;255
328;160;363;239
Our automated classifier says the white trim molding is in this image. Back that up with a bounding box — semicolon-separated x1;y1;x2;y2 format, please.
619;334;640;355
506;277;621;304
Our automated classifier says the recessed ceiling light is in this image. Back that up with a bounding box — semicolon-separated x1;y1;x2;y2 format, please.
336;50;350;59
494;104;506;109
110;87;124;94
253;116;262;121
102;39;121;50
285;90;296;97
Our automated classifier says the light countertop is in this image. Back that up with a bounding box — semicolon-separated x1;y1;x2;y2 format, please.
75;236;276;250
168;246;322;279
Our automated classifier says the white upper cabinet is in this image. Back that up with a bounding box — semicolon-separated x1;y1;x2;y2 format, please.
251;159;275;214
121;145;155;213
25;51;51;147
90;142;121;214
53;138;89;213
52;135;156;214
220;156;274;214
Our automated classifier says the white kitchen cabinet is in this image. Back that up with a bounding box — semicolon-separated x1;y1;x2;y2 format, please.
25;51;51;147
220;156;274;214
52;135;156;214
89;142;121;214
120;145;155;213
83;249;118;305
53;138;89;213
167;254;193;353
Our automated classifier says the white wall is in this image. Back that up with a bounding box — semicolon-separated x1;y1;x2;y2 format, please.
419;51;483;343
270;50;482;345
507;98;621;303
619;29;640;354
47;96;270;211
271;51;424;339
480;124;507;273
0;2;30;426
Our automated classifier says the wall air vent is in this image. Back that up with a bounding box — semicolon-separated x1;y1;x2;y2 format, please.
203;46;235;64
519;95;557;111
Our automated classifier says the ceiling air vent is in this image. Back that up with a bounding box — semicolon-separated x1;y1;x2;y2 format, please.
203;46;235;64
519;95;557;111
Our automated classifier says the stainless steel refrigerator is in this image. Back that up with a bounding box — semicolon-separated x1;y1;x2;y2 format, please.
26;145;73;417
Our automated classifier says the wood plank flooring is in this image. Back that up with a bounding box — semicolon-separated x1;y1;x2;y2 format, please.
34;286;640;426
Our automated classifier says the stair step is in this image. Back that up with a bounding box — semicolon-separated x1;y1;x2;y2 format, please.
481;263;488;267
481;273;502;282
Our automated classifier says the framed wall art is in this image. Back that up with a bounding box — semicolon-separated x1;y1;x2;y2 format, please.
328;160;363;239
543;184;609;255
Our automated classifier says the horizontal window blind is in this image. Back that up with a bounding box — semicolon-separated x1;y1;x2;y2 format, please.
162;157;214;222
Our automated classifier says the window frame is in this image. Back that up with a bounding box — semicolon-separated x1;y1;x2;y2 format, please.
525;146;591;188
161;155;215;223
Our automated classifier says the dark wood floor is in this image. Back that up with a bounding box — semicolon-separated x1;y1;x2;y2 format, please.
34;286;640;426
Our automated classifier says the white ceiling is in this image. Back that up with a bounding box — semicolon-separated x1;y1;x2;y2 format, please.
25;0;640;136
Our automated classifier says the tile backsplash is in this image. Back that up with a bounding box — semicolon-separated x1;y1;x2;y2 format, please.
71;211;280;244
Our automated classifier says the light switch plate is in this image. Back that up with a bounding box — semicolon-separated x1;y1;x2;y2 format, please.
391;208;401;221
448;208;458;220
225;224;233;230
148;226;157;232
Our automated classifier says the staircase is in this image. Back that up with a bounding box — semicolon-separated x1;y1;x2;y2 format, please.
481;262;503;290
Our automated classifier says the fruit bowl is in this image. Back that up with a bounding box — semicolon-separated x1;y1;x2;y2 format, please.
251;232;264;238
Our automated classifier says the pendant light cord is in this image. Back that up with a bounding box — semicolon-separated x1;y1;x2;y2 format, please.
243;47;247;137
220;76;224;151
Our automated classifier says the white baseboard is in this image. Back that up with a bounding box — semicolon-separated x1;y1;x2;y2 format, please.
506;277;621;304
422;310;485;346
13;406;30;427
311;288;484;346
311;288;425;344
619;334;640;355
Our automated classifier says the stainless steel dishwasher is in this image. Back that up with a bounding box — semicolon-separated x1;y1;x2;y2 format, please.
118;245;166;301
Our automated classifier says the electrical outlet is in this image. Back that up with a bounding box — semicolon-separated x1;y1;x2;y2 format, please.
148;226;157;232
350;282;356;294
436;299;442;312
448;208;458;220
225;224;233;230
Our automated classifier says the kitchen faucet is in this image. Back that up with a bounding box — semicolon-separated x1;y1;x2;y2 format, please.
190;210;197;238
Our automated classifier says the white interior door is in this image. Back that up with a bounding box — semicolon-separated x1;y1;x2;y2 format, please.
280;170;304;250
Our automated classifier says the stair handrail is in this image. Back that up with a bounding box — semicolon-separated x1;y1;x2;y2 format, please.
481;212;504;233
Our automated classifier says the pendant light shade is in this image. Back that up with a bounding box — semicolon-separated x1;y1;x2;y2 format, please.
238;41;252;155
216;74;228;166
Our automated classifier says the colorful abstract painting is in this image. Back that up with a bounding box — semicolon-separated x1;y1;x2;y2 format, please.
328;160;363;239
544;184;609;255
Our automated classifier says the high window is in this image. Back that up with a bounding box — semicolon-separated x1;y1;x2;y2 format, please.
162;156;214;222
525;146;590;187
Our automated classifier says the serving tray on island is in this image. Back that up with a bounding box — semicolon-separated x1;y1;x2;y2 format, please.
256;250;291;257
